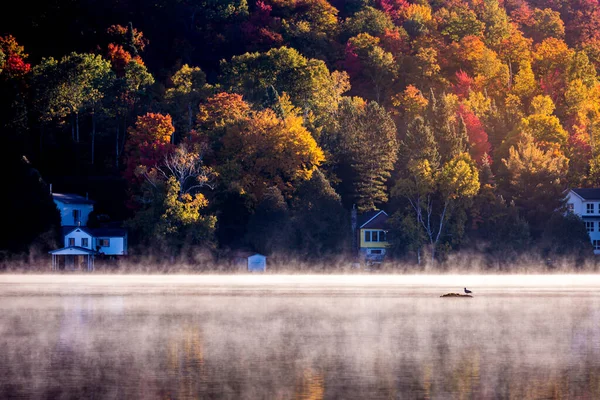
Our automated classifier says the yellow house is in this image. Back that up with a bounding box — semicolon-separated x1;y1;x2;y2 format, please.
358;210;389;263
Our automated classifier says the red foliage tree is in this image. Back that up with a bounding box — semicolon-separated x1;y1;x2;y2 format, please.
378;0;409;24
107;43;132;76
454;70;475;99
380;28;409;56
124;113;175;185
343;41;361;80
4;54;31;77
565;0;600;44
539;69;563;104
240;1;283;51
458;104;491;164
0;35;31;78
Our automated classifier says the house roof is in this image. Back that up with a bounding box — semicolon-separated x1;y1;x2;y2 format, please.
52;193;95;205
248;253;266;259
571;188;600;200
62;226;127;238
62;226;93;237
49;246;98;255
92;228;127;237
359;210;389;229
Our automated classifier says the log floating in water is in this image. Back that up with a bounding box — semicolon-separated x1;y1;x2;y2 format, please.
440;293;473;298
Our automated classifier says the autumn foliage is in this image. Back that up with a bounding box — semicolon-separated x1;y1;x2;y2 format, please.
0;35;30;78
124;113;175;184
6;0;600;261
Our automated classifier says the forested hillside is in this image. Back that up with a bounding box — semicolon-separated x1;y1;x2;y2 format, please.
1;0;598;265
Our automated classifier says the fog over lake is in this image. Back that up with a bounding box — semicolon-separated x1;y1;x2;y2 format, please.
1;274;600;399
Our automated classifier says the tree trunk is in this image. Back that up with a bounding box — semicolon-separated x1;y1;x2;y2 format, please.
120;117;127;160
39;125;44;157
76;112;80;143
187;102;193;140
430;201;449;265
71;114;75;141
91;110;96;165
115;117;120;169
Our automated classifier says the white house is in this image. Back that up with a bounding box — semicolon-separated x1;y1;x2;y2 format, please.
62;227;128;255
566;188;600;254
50;192;128;270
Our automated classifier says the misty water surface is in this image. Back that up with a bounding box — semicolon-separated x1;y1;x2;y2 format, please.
1;274;600;399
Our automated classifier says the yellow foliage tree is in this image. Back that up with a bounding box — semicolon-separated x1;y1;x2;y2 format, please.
392;84;429;119
220;108;325;200
520;95;568;148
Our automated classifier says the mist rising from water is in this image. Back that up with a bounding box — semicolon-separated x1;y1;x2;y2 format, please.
1;275;600;399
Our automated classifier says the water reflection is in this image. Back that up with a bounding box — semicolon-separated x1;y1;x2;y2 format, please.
0;276;599;399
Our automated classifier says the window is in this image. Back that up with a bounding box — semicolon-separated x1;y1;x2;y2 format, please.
99;239;110;247
587;203;595;214
594;240;600;250
73;209;81;224
68;238;75;246
370;249;382;255
587;221;595;233
567;203;574;213
81;238;88;247
379;231;387;242
364;230;388;242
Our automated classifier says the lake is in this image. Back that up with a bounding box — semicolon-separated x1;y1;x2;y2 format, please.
1;274;599;399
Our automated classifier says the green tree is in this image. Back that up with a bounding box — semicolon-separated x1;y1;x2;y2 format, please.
158;176;216;253
499;132;569;237
346;33;397;103
281;0;340;61
245;186;291;255
127;142;216;258
438;6;485;42
541;213;593;265
480;0;510;49
291;169;349;258
528;8;565;43
111;60;155;167
219;46;349;134
342;6;394;39
394;117;480;264
127;176;216;258
334;97;398;211
44;53;113;144
165;64;211;140
427;92;468;163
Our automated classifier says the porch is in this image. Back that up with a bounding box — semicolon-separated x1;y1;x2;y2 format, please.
49;246;97;271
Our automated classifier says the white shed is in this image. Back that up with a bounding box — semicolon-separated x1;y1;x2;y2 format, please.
247;254;267;272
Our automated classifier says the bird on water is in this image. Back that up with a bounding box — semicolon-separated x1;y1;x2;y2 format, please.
464;287;472;294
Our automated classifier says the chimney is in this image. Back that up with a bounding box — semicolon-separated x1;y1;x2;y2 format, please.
86;192;88;200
